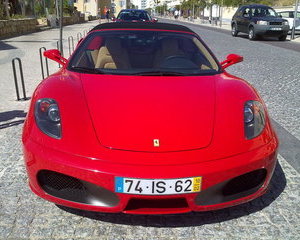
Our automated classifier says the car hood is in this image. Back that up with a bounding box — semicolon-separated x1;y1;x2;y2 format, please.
81;74;216;152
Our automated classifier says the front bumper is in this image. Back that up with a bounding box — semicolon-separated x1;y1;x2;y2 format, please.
254;24;289;36
23;137;278;214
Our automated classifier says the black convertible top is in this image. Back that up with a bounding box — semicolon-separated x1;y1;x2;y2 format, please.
90;22;195;34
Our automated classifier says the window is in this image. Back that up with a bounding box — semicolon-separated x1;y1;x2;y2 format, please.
69;30;220;76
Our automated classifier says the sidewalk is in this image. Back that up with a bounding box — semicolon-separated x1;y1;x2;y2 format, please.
160;16;300;43
0;20;99;116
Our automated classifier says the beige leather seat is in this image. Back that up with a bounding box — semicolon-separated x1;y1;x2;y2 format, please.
95;38;131;69
153;38;184;68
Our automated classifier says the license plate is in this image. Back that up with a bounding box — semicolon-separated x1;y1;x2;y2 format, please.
115;176;202;195
271;28;282;31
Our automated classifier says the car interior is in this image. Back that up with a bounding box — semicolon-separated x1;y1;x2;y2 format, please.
71;33;217;73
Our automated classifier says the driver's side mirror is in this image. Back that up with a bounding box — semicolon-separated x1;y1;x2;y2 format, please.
44;49;68;67
221;54;243;70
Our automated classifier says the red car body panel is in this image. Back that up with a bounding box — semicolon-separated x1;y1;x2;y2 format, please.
22;25;279;214
81;74;215;152
23;135;277;214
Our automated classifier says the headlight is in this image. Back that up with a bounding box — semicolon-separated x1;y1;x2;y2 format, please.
35;98;61;139
257;21;268;25
244;101;266;140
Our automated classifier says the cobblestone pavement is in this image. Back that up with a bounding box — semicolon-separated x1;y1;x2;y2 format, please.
0;20;300;239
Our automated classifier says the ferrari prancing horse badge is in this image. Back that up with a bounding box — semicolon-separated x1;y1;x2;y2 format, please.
153;139;160;147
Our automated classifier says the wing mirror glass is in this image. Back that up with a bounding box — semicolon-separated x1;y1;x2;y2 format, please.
221;54;243;70
44;49;68;67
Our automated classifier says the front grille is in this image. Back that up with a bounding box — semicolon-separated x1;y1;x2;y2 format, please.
269;22;282;25
39;170;85;191
37;170;119;207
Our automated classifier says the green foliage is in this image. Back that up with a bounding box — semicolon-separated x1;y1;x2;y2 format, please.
155;4;167;15
211;0;289;7
181;0;206;9
35;2;45;17
63;0;74;15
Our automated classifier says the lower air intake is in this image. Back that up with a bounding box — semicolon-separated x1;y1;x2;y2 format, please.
37;170;119;207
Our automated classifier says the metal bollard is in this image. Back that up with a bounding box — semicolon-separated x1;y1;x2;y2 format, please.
12;58;28;101
39;47;49;80
68;36;74;56
56;40;64;57
77;32;83;42
56;41;62;68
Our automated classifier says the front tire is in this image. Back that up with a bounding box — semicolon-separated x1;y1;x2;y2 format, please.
248;27;257;40
278;34;287;41
232;23;238;37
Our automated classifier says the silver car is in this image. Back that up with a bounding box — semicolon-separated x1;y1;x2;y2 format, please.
278;11;300;31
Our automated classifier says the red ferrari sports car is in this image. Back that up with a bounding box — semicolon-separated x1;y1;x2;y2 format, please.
22;22;278;215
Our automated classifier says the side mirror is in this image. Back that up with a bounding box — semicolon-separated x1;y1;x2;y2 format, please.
111;17;116;22
152;18;158;23
278;14;282;18
243;13;249;18
221;54;243;70
44;49;68;67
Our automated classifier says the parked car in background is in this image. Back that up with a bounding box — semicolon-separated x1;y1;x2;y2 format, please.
113;9;158;23
277;10;300;31
231;4;289;40
84;12;93;21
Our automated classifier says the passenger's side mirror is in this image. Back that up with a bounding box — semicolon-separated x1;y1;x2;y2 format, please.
221;54;243;70
44;49;68;67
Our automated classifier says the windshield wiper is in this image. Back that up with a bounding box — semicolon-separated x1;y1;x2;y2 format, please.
71;66;105;74
134;71;185;76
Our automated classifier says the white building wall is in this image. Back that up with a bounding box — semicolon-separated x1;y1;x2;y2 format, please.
132;0;141;9
141;0;147;9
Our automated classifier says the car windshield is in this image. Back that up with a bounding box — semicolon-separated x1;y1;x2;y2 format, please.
252;7;278;17
68;31;220;76
117;11;151;21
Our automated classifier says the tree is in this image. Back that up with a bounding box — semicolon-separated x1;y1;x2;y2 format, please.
211;0;277;6
4;0;10;18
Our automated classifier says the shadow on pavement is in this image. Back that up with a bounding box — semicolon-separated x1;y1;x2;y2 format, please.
58;161;286;227
0;41;17;50
0;110;26;129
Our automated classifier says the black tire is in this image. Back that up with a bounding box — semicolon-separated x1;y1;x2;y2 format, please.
279;34;287;41
231;23;238;37
248;27;257;40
